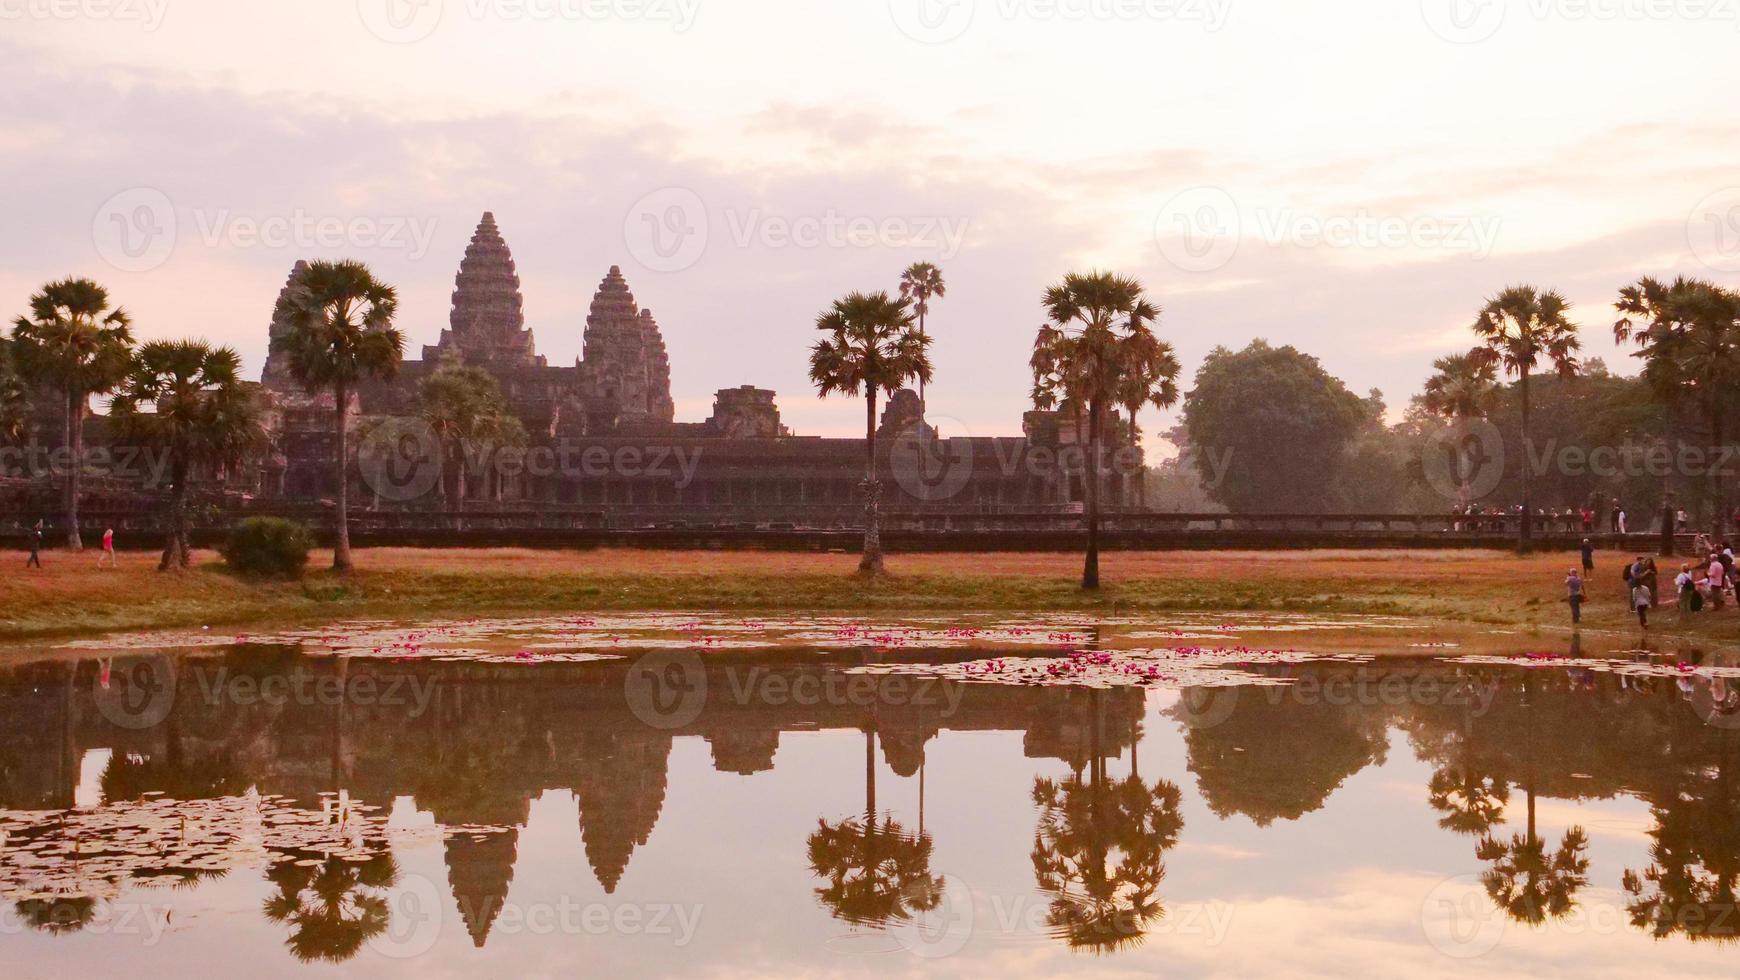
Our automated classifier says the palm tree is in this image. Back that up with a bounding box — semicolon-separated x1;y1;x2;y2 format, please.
806;815;944;928
1469;285;1581;544
110;341;264;569
809;291;931;575
1616;277;1740;537
263;848;399;963
10;279;135;549
1111;330;1182;510
0;337;28;445
1031;271;1167;589
1476;827;1591;926
419;363;527;509
898;262;946;410
1420;352;1499;506
1427;763;1511;836
1031;772;1184;952
273;260;404;572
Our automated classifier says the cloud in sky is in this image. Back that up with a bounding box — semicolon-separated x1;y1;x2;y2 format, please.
6;2;1740;446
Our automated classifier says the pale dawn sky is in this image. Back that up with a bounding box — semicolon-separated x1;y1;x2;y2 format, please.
6;0;1740;450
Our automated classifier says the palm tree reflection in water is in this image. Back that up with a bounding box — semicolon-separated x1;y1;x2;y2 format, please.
262;848;399;963
1030;765;1184;952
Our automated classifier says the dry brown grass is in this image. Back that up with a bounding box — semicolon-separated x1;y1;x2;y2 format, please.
0;545;1672;642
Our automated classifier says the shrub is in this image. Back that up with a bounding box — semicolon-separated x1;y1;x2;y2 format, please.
222;517;313;579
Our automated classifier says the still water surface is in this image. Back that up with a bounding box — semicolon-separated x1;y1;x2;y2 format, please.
3;614;1738;977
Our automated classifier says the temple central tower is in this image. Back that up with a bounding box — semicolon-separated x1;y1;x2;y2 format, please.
425;212;544;368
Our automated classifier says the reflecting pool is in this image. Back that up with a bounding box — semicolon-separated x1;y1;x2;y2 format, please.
3;614;1739;977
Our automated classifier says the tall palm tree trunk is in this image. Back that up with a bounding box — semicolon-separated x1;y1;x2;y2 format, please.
159;458;189;571
1660;405;1676;557
1711;401;1728;539
860;386;884;575
65;388;84;550
1083;399;1103;590
864;727;877;823
1519;369;1533;545
333;379;353;572
916;310;927;410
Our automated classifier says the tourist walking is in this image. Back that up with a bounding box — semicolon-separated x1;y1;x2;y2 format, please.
97;527;116;569
26;520;43;569
1633;579;1652;628
1678;563;1700;618
1566;568;1585;625
1580;538;1594;573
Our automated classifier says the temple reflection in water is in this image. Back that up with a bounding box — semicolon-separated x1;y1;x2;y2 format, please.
3;642;1740;967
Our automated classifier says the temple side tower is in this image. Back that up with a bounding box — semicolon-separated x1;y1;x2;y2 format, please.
261;260;309;390
578;266;676;426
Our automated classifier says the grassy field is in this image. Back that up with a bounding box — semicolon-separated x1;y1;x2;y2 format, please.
0;545;1713;643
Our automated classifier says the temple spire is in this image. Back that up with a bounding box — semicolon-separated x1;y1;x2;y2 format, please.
426;211;543;367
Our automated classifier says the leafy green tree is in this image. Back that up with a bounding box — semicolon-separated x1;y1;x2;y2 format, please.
418;363;527;508
1032;272;1175;588
809;291;931;575
1615;276;1740;535
1470;285;1582;542
0;337;27;445
1181;340;1368;513
110;341;264;569
272;260;404;572
898;262;946;409
1418;352;1500;509
1421;352;1499;423
10;279;135;549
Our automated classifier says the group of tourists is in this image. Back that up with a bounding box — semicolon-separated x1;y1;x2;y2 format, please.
1454;502;1630;534
1571;539;1740;629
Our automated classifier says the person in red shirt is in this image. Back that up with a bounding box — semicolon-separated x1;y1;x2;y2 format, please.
97;527;116;569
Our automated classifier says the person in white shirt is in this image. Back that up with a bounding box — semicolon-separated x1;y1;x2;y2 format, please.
1618;510;1628;534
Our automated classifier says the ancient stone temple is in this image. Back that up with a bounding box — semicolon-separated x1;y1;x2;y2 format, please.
237;209;1133;524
